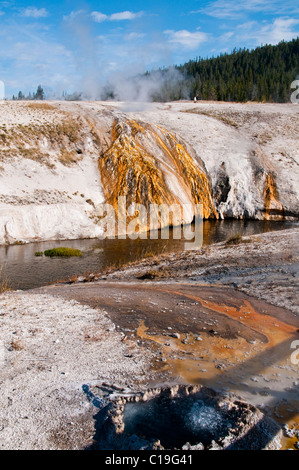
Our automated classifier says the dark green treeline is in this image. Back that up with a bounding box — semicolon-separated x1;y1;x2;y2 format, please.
152;38;299;103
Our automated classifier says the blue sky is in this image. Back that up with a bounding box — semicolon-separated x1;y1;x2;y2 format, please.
0;0;299;97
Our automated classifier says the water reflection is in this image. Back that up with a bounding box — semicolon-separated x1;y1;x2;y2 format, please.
0;219;297;291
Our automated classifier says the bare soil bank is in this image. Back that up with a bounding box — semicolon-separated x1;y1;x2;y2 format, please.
93;227;299;316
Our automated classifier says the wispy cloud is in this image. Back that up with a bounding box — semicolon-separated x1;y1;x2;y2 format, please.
91;10;144;23
124;32;146;41
164;29;209;49
2;1;299;98
194;0;299;20
110;11;143;21
0;18;74;95
215;16;299;49
20;7;49;19
90;11;107;23
237;17;299;45
63;10;92;23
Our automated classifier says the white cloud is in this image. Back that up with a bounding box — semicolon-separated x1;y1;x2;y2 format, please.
0;19;77;95
91;11;108;23
91;10;143;23
236;17;299;45
194;0;299;20
220;31;235;40
164;30;209;49
63;10;86;22
124;32;146;41
110;11;143;21
20;7;49;18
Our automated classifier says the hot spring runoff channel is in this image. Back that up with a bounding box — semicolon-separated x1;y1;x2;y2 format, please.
0;219;297;291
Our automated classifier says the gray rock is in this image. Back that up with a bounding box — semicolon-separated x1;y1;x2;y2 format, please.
89;384;283;451
182;442;204;450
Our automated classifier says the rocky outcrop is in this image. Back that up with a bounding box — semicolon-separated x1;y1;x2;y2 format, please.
86;384;283;450
0;100;298;244
99;118;217;236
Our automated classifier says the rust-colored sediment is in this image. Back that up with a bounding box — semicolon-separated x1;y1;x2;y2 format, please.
98;118;288;230
136;289;298;449
99;120;173;208
137;292;297;378
135;286;298;387
264;173;284;220
163;289;297;347
40;280;298;449
150;124;217;219
98;118;217;234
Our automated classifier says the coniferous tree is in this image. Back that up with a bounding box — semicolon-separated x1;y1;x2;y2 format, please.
34;85;45;100
10;38;299;104
152;38;299;103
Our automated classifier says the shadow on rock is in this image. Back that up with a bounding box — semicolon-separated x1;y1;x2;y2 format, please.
84;384;282;450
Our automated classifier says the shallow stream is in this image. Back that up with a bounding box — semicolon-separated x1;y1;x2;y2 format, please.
0;219;297;290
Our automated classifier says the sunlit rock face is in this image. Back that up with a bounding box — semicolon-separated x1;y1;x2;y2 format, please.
0;101;298;244
212;162;286;221
99;118;217;236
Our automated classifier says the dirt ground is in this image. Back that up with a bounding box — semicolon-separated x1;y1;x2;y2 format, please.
0;291;153;449
37;279;299;424
37;227;299;449
0;228;298;449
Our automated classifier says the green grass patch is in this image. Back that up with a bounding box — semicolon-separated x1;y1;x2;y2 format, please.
44;247;82;258
225;233;254;246
34;251;44;257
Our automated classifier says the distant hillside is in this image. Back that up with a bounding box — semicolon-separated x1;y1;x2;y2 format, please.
152;38;299;103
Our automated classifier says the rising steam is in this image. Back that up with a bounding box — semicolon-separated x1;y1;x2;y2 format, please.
56;10;191;104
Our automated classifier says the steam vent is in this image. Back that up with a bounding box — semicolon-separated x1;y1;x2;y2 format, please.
85;384;282;450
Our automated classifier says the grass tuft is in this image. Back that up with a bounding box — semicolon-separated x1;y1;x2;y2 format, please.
137;267;171;280
0;266;11;293
225;233;242;245
44;247;82;258
27;103;56;111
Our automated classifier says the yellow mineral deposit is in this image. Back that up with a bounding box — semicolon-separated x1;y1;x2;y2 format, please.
99;118;217;236
154;125;217;219
264;173;284;220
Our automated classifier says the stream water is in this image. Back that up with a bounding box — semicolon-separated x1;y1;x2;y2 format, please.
0;219;297;291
